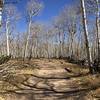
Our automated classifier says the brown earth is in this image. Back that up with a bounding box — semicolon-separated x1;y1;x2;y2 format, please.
0;59;100;100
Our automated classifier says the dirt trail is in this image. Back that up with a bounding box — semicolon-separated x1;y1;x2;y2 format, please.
0;59;100;100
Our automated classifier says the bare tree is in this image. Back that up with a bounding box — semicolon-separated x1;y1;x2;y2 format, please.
24;0;43;58
3;4;20;56
95;0;100;63
62;6;77;59
0;0;3;27
81;0;93;73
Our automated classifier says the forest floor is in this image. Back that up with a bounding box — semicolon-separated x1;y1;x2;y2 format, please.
0;59;100;100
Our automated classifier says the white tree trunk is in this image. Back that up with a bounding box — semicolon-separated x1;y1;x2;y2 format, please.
96;0;100;61
81;0;92;73
0;7;2;27
0;0;3;27
25;19;32;58
6;17;10;56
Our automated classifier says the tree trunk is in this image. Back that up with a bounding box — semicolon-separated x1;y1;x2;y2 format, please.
0;0;3;27
24;18;32;58
70;33;74;59
6;17;10;56
58;32;62;58
96;0;100;62
81;0;93;73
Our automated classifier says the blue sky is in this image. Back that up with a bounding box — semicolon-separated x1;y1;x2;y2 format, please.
14;0;76;32
35;0;73;21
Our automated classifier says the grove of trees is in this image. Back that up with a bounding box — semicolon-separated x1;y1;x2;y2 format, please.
0;0;100;73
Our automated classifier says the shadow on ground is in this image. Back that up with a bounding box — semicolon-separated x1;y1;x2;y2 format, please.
0;59;100;100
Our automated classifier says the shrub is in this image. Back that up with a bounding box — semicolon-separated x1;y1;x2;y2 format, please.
0;55;11;65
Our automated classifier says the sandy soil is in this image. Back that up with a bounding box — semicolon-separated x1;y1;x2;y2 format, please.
0;59;99;100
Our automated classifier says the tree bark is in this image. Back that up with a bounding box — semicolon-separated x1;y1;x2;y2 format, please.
95;0;100;62
6;17;10;56
24;16;32;58
81;0;93;73
0;0;3;27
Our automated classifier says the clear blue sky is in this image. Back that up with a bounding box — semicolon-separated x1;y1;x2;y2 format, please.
14;0;76;32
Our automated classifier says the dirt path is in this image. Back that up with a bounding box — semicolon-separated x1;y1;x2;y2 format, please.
0;59;100;100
